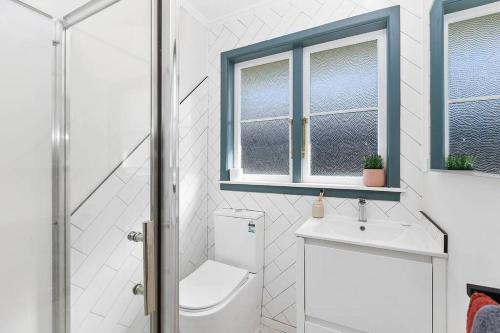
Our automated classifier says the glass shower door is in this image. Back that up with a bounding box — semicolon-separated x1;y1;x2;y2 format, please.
0;1;54;332
65;0;158;332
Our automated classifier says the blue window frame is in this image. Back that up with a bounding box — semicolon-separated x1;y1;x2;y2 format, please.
431;0;500;171
220;6;401;200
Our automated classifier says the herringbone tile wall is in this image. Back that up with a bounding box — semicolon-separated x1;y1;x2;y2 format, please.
179;79;209;279
70;138;151;333
205;0;426;330
69;80;209;332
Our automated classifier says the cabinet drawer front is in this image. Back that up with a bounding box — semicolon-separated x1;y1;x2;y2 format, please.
305;241;432;333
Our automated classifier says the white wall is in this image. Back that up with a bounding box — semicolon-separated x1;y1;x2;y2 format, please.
179;6;208;99
179;80;209;279
0;1;54;332
206;0;427;329
178;6;210;279
423;172;500;333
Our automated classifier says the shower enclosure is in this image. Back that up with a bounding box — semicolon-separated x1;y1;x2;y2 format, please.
0;0;179;332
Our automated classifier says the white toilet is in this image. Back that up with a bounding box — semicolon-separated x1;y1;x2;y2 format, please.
179;209;265;333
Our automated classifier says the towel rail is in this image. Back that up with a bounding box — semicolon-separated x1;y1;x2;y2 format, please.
467;283;500;303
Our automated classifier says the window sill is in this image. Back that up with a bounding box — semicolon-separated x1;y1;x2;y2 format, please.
219;180;404;201
429;169;500;180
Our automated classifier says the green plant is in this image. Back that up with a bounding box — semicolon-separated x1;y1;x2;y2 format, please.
446;154;475;170
364;154;384;169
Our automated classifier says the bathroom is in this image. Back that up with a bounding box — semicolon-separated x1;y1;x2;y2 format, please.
1;0;500;332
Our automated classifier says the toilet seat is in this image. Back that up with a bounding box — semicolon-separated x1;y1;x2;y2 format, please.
180;260;249;311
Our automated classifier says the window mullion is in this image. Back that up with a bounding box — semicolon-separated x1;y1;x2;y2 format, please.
292;46;303;183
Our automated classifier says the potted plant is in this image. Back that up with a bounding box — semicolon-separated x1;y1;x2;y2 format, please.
363;154;385;187
446;154;475;170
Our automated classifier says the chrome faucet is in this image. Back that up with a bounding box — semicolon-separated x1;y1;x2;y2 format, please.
358;198;367;222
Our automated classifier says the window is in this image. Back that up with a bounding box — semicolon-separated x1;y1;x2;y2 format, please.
221;6;401;200
303;31;386;184
445;4;500;174
431;0;500;175
234;52;293;181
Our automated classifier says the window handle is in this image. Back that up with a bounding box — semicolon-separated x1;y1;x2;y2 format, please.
302;117;308;158
290;118;293;159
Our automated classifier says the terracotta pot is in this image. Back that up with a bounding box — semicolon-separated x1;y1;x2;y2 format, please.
363;169;385;187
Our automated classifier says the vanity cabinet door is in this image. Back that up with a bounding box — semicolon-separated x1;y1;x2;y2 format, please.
304;241;432;333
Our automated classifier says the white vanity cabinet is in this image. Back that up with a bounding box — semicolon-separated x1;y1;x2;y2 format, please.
295;217;448;333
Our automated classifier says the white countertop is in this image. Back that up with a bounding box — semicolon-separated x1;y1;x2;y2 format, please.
295;215;448;258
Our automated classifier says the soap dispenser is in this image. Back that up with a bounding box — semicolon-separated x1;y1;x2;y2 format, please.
312;190;325;218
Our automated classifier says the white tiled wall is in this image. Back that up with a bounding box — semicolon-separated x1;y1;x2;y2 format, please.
205;0;427;330
179;80;209;279
70;139;151;333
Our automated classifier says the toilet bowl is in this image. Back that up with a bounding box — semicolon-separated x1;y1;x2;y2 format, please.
179;260;263;333
179;209;265;333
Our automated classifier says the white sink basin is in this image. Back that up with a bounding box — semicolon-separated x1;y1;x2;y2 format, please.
295;215;446;257
310;217;408;243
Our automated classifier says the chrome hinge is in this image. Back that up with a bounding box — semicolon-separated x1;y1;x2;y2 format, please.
127;231;143;242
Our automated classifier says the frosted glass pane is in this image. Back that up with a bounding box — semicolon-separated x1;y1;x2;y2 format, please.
241;119;289;175
310;40;378;113
448;12;500;99
310;111;378;176
241;59;289;120
449;99;500;174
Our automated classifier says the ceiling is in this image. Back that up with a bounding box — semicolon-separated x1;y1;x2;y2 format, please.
24;0;271;22
182;0;272;22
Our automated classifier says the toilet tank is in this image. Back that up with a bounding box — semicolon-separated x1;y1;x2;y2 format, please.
214;209;264;273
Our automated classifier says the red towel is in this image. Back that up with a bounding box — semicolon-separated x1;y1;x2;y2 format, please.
467;292;498;333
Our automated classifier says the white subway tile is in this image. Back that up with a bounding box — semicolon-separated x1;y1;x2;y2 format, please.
72;227;123;288
73;198;127;255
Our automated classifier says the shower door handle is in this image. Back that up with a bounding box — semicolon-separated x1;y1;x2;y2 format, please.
127;222;156;314
127;221;156;315
141;221;156;315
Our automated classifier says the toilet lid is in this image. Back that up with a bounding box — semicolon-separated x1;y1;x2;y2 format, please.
179;260;249;310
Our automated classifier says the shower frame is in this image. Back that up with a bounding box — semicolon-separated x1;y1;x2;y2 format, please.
50;0;180;332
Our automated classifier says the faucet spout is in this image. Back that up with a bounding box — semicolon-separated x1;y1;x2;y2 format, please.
358;198;367;222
